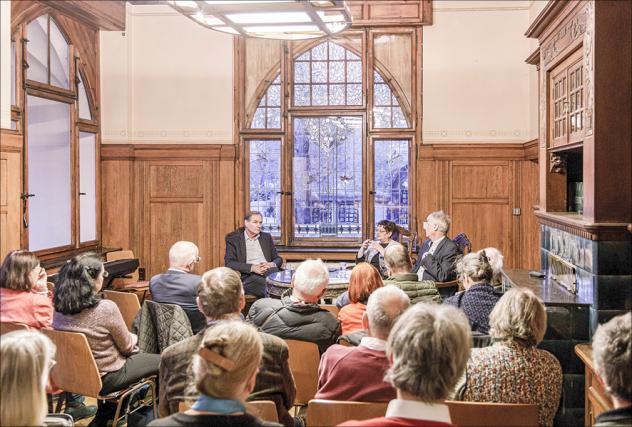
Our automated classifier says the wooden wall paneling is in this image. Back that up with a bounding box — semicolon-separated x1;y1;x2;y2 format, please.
520;160;540;269
0;131;22;259
217;158;238;261
101;158;133;252
349;0;431;26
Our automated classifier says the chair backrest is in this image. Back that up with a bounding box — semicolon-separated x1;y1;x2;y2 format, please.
446;401;539;426
246;400;279;423
452;232;472;255
105;250;139;284
319;304;339;317
47;281;55;293
285;339;320;405
103;290;141;331
307;399;388;426
41;329;102;397
0;322;29;335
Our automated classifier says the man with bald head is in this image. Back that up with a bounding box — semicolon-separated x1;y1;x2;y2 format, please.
149;241;205;332
316;285;411;402
248;259;341;354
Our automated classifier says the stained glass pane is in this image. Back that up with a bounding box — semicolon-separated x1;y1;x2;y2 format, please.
313;84;328;105
312;42;327;60
347;61;361;83
346;50;360;61
374;140;409;232
329;61;345;83
373;107;391;128
293;116;363;239
250;74;281;129
78;74;92;120
249;140;281;237
297;51;310;61
346;84;362;105
374;83;391;106
267;107;280;128
329;84;345;105
295;62;310;83
49;18;70;89
329;42;345;60
392;107;408;128
252;108;266;129
267;85;281;106
294;84;310;106
312;61;327;83
27;15;48;84
373;71;409;128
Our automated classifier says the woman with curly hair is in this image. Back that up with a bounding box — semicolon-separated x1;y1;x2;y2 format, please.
53;253;160;426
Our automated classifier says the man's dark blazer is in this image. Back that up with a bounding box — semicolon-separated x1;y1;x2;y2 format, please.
224;227;283;276
149;270;206;333
411;237;461;282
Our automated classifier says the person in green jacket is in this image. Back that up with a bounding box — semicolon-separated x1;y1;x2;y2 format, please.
383;243;442;305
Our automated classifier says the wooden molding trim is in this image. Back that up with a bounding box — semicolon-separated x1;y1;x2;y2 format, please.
36;0;125;30
0;129;22;153
524;139;539;160
524;0;569;38
525;47;540;66
535;211;632;241
101;144;238;161
419;142;537;161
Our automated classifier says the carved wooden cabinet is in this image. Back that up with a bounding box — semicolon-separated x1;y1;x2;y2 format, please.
575;344;614;426
550;49;584;148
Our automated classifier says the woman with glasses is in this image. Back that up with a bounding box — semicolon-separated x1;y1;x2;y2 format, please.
53;253;160;427
0;250;53;328
356;220;399;278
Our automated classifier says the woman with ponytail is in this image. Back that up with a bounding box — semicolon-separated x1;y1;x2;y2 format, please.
149;320;280;427
443;250;502;335
53;253;160;426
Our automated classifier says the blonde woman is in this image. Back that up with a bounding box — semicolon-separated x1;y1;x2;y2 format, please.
1;330;57;426
462;288;562;426
149;320;281;427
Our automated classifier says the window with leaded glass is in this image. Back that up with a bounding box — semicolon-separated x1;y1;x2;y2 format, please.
293;116;363;238
251;75;281;129
26;15;70;90
373;71;409;128
249;139;282;236
374;140;409;233
77;72;92;121
293;41;362;107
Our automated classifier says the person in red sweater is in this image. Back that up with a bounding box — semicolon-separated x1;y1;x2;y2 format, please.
0;250;53;328
317;285;410;401
339;303;471;427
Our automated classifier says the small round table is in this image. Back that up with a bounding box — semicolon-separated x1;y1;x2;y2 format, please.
266;269;351;299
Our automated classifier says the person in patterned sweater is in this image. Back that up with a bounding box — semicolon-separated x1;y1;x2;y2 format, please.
461;288;562;426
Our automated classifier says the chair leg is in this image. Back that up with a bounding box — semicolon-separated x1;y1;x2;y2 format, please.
54;392;68;413
47;394;54;413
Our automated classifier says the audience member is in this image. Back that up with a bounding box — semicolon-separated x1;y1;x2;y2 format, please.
462;288;562;426
443;251;501;334
53;253;160;427
149;241;206;333
316;286;410;402
482;247;504;288
384;243;441;304
159;267;296;427
248;259;340;354
225;211;283;298
0;250;52;328
337;263;383;335
356;220;399;277
150;321;281;427
340;303;471;426
411;211;460;283
592;312;631;426
1;330;57;427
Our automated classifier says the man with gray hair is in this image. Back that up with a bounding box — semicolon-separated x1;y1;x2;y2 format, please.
248;259;340;354
150;241;206;332
159;267;297;427
412;210;460;284
316;285;410;402
341;303;471;426
592;312;631;426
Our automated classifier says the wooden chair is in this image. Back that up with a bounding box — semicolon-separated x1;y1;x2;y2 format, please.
42;329;157;425
307;399;388;426
0;322;29;335
178;400;279;423
446;401;539;426
319;304;339;317
47;281;55;293
106;250;149;301
285;339;320;406
103;290;141;331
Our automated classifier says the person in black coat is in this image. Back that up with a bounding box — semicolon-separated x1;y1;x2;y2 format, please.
225;211;283;298
412;210;461;283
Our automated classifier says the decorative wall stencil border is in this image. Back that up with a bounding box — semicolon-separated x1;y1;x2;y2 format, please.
423;129;529;140
541;5;587;67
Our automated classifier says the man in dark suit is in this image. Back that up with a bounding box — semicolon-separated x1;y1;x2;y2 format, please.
412;210;461;283
225;211;283;298
149;241;206;333
159;267;296;427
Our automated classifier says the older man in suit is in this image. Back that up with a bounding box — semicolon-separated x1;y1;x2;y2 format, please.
225;211;283;298
159;267;296;427
411;210;461;283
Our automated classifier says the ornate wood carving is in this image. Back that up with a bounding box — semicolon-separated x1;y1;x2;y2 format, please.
583;1;594;135
549;153;567;174
541;6;587;67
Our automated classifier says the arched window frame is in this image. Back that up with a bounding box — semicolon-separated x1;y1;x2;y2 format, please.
238;28;421;248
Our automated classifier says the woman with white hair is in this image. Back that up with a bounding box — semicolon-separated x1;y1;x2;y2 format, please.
149;321;281;427
481;247;504;287
462;288;562;426
1;330;57;426
340;303;471;426
443;251;501;334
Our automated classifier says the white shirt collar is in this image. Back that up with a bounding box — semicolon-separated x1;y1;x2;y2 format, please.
385;399;452;424
360;336;387;351
431;235;446;246
244;230;260;241
168;267;187;273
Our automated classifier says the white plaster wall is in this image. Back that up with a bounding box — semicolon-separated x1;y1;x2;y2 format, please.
0;0;11;129
100;4;233;144
423;0;533;143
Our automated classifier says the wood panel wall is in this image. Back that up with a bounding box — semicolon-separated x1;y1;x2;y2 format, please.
101;145;238;278
102;141;539;277
0;130;22;259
